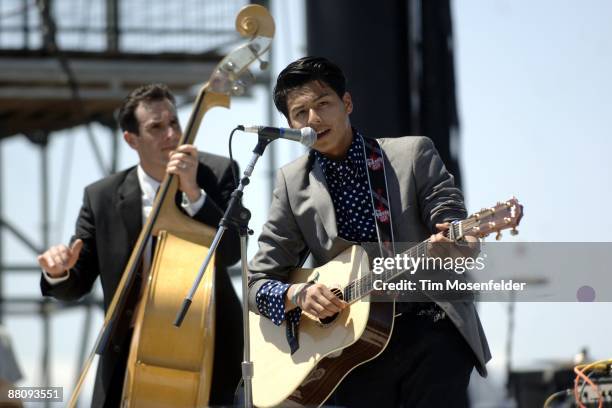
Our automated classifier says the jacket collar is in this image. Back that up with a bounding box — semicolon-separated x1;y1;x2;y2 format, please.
308;154;338;241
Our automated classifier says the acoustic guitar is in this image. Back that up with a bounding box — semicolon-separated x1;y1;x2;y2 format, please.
250;197;523;407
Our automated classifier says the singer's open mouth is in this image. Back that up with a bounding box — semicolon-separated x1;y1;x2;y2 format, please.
317;129;330;139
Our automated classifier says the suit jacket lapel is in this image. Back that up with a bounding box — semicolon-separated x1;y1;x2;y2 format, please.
116;168;142;249
308;159;338;240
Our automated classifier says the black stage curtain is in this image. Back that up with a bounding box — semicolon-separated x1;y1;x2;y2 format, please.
306;0;462;188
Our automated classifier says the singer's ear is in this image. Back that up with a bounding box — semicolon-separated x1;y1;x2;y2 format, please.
343;92;353;115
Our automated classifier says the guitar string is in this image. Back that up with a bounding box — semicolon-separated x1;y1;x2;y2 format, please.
342;211;515;303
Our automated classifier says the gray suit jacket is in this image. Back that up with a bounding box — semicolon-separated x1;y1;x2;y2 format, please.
248;136;491;376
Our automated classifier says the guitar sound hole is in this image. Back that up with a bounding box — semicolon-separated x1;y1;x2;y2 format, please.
319;287;343;325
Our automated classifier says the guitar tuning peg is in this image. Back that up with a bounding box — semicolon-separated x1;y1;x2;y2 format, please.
511;228;519;236
495;231;502;241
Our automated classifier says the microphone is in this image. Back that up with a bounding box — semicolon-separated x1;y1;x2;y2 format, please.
240;125;317;147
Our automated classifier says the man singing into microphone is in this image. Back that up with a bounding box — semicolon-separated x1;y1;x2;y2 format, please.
248;57;490;407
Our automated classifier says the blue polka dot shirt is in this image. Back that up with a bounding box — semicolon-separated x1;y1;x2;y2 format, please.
314;133;377;243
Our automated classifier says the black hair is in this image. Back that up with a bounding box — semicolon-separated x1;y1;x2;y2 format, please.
117;83;176;134
273;56;346;118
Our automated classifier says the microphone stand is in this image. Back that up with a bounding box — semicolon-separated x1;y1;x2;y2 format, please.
175;136;272;408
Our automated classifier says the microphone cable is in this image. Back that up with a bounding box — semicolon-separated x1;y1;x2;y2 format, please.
228;126;245;188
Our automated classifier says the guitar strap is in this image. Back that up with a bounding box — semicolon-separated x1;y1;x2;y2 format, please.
361;135;397;259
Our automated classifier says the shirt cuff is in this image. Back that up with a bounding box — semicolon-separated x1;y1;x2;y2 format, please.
42;269;70;285
255;281;293;326
181;189;206;217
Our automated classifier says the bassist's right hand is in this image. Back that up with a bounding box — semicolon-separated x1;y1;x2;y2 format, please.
288;283;347;319
38;239;83;278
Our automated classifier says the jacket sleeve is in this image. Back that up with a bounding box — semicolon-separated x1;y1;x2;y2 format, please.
247;168;309;314
413;137;467;232
40;188;100;301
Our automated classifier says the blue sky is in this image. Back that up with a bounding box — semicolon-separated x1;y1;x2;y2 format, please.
2;0;611;405
453;0;612;402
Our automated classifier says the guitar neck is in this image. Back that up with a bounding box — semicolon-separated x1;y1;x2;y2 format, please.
340;197;524;303
342;235;433;304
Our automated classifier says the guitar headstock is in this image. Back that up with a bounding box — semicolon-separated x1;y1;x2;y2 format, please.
462;197;524;240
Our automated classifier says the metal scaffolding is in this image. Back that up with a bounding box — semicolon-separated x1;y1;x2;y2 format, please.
0;0;269;404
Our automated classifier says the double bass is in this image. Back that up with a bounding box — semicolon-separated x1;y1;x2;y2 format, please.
68;5;275;407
